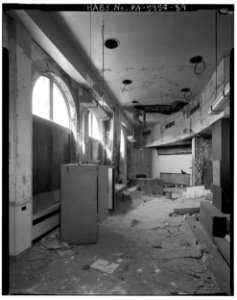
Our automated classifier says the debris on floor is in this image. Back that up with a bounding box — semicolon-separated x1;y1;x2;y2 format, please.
173;206;200;215
57;249;76;258
183;185;211;199
10;191;219;295
42;236;69;250
90;259;119;274
130;219;140;227
82;265;90;270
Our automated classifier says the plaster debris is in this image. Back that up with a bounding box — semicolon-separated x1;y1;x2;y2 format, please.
10;193;218;295
136;268;143;272
57;249;76;258
90;259;119;274
42;238;69;250
151;242;163;249
173;206;200;215
131;219;140;227
183;186;211;198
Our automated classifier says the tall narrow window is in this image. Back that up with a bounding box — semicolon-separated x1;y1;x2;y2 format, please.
32;75;70;129
88;111;101;141
120;129;125;158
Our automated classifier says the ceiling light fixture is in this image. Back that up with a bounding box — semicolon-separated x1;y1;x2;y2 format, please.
105;38;120;49
189;56;203;64
189;55;206;75
180;88;192;101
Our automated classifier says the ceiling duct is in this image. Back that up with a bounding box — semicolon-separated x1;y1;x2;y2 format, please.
209;83;230;114
79;90;110;119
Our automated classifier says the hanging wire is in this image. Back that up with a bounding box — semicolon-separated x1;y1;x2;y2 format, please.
90;11;91;87
102;13;105;102
231;8;234;50
215;10;218;99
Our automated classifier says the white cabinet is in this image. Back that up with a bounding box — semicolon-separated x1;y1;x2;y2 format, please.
61;164;113;244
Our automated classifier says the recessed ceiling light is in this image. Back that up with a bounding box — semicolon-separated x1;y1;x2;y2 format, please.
189;56;203;64
180;88;190;93
122;79;132;85
105;38;120;49
132;100;139;104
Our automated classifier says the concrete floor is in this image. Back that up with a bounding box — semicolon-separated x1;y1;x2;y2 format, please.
10;191;218;295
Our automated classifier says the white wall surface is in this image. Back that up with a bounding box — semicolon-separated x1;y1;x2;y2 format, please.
151;149;192;178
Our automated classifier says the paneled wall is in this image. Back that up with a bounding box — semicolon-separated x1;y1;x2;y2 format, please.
33;116;77;195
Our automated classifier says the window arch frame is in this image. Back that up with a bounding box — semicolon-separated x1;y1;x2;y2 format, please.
32;73;76;133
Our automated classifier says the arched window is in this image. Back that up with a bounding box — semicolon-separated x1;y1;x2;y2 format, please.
32;75;70;129
88;111;101;141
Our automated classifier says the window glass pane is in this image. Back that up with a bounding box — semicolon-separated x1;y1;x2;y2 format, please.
92;114;100;140
120;129;125;158
88;111;100;140
88;112;92;137
53;83;70;128
32;76;50;120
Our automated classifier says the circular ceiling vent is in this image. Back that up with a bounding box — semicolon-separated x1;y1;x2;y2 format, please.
180;88;190;93
122;79;132;85
189;56;203;64
105;38;120;49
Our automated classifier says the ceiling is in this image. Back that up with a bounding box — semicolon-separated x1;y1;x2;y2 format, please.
48;9;232;126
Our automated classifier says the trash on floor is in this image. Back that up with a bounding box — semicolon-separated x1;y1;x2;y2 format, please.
136;268;143;272
57;249;76;258
90;259;119;274
42;238;69;250
131;219;140;227
152;243;163;249
82;265;90;270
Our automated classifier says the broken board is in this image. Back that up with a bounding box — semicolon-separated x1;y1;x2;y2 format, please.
90;259;119;274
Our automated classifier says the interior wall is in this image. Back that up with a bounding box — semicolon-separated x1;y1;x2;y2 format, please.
128;148;152;179
8;17;33;255
151;149;192;179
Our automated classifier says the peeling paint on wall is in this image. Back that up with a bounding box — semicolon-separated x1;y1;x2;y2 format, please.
192;137;212;188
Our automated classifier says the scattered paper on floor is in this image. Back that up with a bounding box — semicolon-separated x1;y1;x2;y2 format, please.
90;259;119;274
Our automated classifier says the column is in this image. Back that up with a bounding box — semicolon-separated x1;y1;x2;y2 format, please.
212;119;231;213
9;19;32;256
